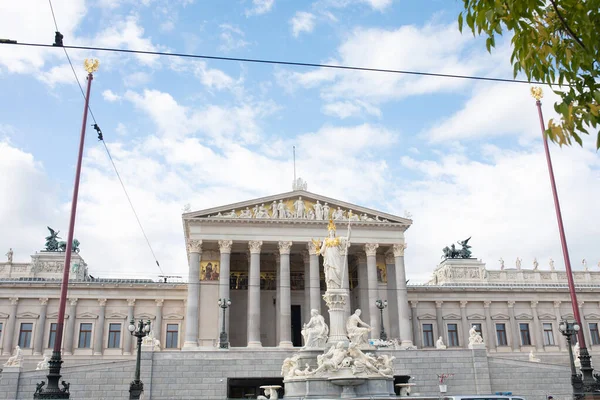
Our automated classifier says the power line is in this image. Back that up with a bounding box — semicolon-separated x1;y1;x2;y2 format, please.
0;40;547;86
46;0;164;276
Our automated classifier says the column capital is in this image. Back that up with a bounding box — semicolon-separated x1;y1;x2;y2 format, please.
278;241;293;255
364;243;379;257
410;301;418;308
187;239;202;254
98;298;107;307
507;301;515;308
483;301;492;308
69;298;78;306
307;241;319;256
385;252;395;265
218;240;233;254
393;243;407;257
435;300;443;308
9;297;19;305
553;300;561;308
156;299;164;307
357;253;367;264
127;298;136;307
39;298;49;306
460;300;468;308
248;240;263;254
530;300;539;308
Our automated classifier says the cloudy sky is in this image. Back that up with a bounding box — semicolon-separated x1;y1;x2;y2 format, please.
1;0;598;283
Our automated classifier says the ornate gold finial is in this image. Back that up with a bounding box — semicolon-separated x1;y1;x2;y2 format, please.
84;59;100;74
530;87;543;101
327;219;336;232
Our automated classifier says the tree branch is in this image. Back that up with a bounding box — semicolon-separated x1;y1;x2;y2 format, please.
549;0;587;50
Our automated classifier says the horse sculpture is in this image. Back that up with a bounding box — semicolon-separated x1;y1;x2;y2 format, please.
442;237;472;259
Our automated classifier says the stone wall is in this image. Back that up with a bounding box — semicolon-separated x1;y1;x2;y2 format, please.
0;349;574;400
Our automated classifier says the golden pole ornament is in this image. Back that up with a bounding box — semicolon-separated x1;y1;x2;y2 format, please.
84;59;100;74
530;86;543;101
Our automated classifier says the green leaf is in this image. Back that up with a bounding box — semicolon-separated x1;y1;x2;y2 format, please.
458;13;464;32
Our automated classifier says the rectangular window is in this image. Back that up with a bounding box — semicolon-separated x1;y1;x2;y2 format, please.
166;324;179;348
422;324;434;347
472;323;483;336
520;323;531;346
447;323;459;347
107;323;121;348
18;323;33;348
48;323;58;348
543;323;555;346
590;323;600;346
496;323;508;346
78;323;92;348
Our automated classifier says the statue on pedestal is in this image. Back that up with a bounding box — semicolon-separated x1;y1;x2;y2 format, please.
36;355;50;370
436;336;447;349
346;309;371;346
528;350;540;362
5;248;13;263
301;309;329;348
4;346;23;367
312;220;350;290
468;326;484;345
294;197;305;219
314;200;324;220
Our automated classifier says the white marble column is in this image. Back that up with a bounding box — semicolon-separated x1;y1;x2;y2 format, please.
247;240;263;347
307;242;321;314
275;254;280;344
2;297;18;355
578;301;592;346
218;239;232;346
393;243;413;346
365;243;379;340
63;298;78;355
183;240;202;350
154;299;164;344
553;301;566;351
460;301;469;348
484;301;496;351
123;298;135;355
302;251;310;324
531;301;543;351
357;254;369;321
94;298;107;355
279;241;293;348
435;301;444;339
385;253;400;339
508;301;520;350
33;298;48;355
410;301;421;348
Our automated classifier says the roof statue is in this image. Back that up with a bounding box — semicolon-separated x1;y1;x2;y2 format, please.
292;177;308;191
442;237;472;259
44;227;80;253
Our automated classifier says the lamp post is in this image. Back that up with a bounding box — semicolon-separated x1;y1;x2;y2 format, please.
218;298;231;349
33;59;99;400
531;88;600;398
375;299;388;341
559;320;584;397
128;319;151;400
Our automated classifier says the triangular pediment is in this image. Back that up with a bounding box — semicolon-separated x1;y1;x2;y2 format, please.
135;313;156;320
442;313;462;320
584;313;600;320
417;313;436;320
538;313;556;321
17;312;39;319
492;313;510;320
77;312;98;319
0;312;10;319
183;190;411;227
47;312;69;319
107;312;128;320
163;313;184;320
467;313;486;320
515;313;533;320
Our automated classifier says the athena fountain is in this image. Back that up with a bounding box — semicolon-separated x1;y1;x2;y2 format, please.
278;220;396;399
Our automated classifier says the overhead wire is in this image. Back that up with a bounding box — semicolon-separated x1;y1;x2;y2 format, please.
46;0;164;276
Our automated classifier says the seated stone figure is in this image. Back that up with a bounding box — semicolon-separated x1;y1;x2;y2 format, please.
346;309;371;346
36;356;50;370
301;309;329;348
436;336;447;349
468;326;484;345
4;346;23;367
311;342;348;375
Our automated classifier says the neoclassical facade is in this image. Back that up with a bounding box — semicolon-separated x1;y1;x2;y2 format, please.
1;188;599;366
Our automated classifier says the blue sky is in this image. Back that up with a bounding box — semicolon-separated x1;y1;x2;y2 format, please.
1;0;599;282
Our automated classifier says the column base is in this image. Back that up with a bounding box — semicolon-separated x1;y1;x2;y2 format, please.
182;341;199;351
398;340;416;349
278;341;293;348
247;341;262;348
93;352;102;356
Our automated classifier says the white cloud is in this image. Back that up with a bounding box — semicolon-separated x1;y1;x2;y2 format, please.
290;12;316;37
102;89;122;102
322;100;381;119
245;0;275;16
219;24;250;52
316;0;394;11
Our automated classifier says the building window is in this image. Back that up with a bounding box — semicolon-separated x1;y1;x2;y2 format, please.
590;323;600;345
472;323;483;336
48;323;58;348
520;323;531;346
496;323;508;346
543;323;555;346
19;323;33;348
107;323;121;348
78;323;92;348
166;324;179;348
422;324;434;347
447;323;459;347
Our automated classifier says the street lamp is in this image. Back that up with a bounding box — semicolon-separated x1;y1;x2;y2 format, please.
375;299;388;341
218;298;232;349
558;320;585;397
128;319;151;400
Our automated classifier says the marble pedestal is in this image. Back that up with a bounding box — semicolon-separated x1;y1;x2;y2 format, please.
323;289;349;345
